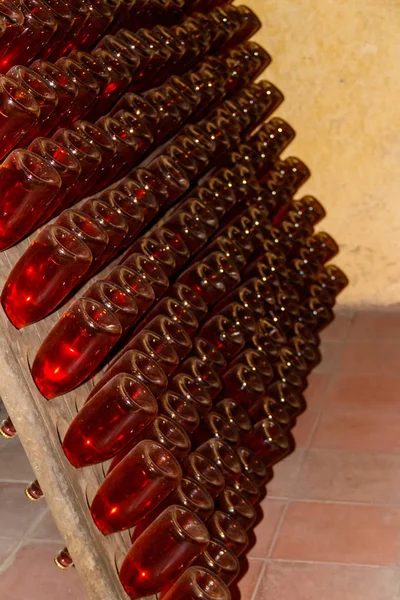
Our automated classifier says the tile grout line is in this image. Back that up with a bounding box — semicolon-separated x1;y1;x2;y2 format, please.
250;558;268;600
266;495;400;508
304;349;342;451
268;557;400;569
0;506;49;575
266;499;290;559
394;574;400;600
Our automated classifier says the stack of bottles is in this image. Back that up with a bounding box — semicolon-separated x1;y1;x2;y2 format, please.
0;1;349;598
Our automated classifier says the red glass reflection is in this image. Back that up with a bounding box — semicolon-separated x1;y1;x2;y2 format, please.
119;505;210;599
1;225;91;329
62;374;157;467
91;439;181;535
31;298;122;399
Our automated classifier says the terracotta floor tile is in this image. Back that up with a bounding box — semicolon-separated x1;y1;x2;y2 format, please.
27;510;63;542
235;558;264;600
248;498;287;559
272;501;400;565
304;372;333;411
0;542;86;600
292;410;319;449
338;342;400;375
0;439;35;482
0;538;19;569
255;561;399;600
293;449;400;505
311;409;400;454
320;312;353;341
348;311;400;340
0;484;47;540
268;450;305;498
314;341;345;373
326;374;400;413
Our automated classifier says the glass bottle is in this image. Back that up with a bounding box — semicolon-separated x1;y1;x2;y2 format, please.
120;329;179;376
1;225;91;328
230;348;274;389
106;266;156;317
160;391;200;434
184;452;225;499
113;109;154;157
216;487;256;530
190;337;227;375
109;91;160;135
119;506;210;600
248;395;293;431
27;137;81;224
88;348;168;401
0;0;57;69
195;541;239;586
231;472;260;506
52;129;102;204
142;298;199;336
0;0;24;67
36;0;74;61
55;209;108;267
178;198;219;237
236;446;270;487
83;280;138;331
159;567;231;600
123;253;169;301
78;199;128;268
31;298;122;399
242;419;293;467
152;227;191;271
62;373;157;467
142;315;192;361
268;380;306;419
196;438;242;483
222;363;265;412
7;65;58;146
177;357;222;400
208;511;248;556
168;283;208;322
91;440;182;534
72;0;113;50
194;412;240;448
178;262;226;307
171;373;212;416
47;0;89;60
95;115;142;178
0;416;17;439
0;76;40;160
147;154;190;207
199;315;245;361
124;237;176;278
30;60;79;133
55;57;100;122
219;303;256;342
110;178;159;222
72;121;117;194
100;190;145;240
54;547;74;569
213;398;252;438
0;149;61;250
124;414;192;461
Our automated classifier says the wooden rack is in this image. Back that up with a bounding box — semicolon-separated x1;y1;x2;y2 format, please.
0;234;156;600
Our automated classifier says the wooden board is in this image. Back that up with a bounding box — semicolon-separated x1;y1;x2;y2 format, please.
0;230;157;600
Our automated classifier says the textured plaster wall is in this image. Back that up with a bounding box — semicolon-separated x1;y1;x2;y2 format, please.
244;0;400;307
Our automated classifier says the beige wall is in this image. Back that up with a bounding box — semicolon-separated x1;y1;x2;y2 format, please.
243;0;400;307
